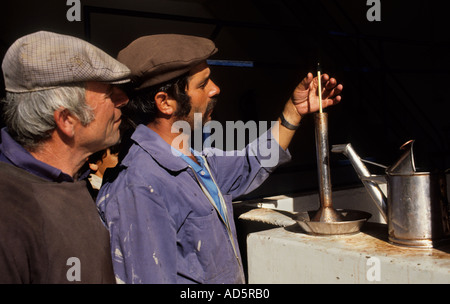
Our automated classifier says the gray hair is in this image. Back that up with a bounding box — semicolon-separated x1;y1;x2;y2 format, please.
2;84;94;151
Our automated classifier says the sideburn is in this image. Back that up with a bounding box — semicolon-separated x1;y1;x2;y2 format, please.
173;76;192;118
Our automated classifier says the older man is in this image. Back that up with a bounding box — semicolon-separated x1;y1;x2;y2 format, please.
98;34;342;283
0;31;130;283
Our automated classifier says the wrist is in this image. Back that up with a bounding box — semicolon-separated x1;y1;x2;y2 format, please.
279;112;300;130
282;98;302;124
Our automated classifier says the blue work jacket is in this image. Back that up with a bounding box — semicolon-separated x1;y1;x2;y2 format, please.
97;124;291;284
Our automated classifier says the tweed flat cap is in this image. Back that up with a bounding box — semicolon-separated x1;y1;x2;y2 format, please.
2;31;131;93
117;34;217;90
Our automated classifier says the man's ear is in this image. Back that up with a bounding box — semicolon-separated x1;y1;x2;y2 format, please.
88;162;99;172
53;108;76;138
154;92;176;116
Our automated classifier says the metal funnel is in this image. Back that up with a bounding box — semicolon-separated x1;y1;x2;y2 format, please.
296;209;372;235
296;114;371;235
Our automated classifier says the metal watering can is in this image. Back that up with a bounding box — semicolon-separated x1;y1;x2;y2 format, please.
332;140;450;248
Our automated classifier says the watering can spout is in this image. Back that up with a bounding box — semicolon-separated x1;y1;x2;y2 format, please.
331;143;388;222
387;140;416;175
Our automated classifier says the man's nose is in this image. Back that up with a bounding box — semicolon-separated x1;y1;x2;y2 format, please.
209;80;220;97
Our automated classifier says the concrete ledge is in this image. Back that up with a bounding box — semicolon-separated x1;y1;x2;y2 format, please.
246;224;450;284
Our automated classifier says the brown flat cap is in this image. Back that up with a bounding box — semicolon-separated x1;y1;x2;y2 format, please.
2;31;131;93
117;34;217;91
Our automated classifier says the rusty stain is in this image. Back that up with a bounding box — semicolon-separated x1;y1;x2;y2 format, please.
323;223;450;263
280;222;450;265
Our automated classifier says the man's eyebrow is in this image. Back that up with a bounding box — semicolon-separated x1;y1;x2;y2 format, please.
105;85;114;95
200;72;211;84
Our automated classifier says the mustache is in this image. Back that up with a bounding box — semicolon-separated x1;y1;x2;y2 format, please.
206;97;218;114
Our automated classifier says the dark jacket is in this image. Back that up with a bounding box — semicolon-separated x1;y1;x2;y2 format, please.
0;161;115;283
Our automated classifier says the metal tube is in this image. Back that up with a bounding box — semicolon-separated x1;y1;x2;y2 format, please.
315;113;332;208
312;113;341;222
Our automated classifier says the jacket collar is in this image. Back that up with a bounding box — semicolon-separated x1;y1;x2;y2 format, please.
124;124;191;172
0;127;86;182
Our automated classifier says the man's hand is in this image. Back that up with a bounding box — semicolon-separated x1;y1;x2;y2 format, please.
273;72;343;150
292;72;343;116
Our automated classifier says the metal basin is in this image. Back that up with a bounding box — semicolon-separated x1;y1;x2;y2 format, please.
295;209;371;235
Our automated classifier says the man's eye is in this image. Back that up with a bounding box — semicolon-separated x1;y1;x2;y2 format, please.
105;89;113;99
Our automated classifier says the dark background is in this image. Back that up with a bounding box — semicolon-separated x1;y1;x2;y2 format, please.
1;0;449;199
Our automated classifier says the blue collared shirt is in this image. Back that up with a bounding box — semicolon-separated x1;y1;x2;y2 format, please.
0;127;88;182
174;148;227;221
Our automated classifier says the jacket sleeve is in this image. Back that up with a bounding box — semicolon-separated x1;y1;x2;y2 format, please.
205;127;292;200
100;183;178;284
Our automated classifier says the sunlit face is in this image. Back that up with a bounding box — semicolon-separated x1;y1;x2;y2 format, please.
76;81;129;154
182;61;220;128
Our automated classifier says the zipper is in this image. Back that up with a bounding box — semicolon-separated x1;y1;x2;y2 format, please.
187;159;242;268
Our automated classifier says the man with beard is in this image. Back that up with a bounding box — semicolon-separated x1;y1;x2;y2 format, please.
97;34;343;284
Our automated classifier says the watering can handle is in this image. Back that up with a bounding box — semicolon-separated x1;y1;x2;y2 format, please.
361;175;387;184
360;159;388;169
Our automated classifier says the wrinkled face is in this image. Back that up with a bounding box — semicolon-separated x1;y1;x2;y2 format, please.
76;81;129;154
183;61;220;128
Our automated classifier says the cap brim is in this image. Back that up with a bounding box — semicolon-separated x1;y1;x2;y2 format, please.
106;78;131;85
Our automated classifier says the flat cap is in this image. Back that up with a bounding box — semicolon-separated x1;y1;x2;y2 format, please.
2;31;131;93
117;34;217;90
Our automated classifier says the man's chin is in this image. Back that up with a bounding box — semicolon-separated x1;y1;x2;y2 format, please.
205;111;213;122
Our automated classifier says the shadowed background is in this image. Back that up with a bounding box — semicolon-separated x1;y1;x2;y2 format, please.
1;0;448;199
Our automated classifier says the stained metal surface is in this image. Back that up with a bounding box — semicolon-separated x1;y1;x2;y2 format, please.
296;209;371;235
387;172;450;248
312;112;342;222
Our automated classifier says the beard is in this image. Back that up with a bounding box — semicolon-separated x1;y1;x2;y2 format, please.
204;97;218;120
174;95;192;119
176;97;219;128
174;97;219;152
